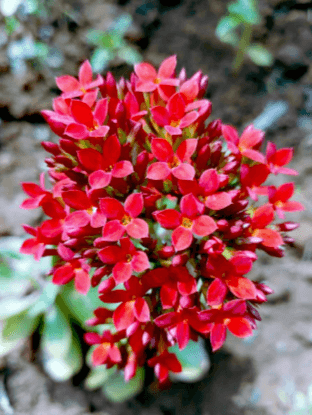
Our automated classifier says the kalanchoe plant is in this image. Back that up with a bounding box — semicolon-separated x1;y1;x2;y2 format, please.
20;56;304;385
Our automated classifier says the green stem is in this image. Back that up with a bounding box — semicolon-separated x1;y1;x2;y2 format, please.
232;23;253;75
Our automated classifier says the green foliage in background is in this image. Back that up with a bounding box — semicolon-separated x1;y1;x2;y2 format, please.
216;0;273;73
86;14;142;72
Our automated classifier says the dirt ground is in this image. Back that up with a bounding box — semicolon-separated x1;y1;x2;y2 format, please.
0;0;312;414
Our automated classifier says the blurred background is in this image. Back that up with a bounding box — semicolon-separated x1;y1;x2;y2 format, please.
0;0;311;414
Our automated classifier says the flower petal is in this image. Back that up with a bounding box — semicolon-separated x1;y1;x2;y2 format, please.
192;215;217;236
147;162;171;180
172;163;195;180
126;218;149;239
172;226;193;251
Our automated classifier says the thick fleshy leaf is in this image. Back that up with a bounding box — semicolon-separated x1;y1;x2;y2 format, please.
147;162;171;180
172;163;195;180
226;276;257;300
207;278;227;306
154;209;181;229
89;170;111;189
132;251;150;273
227;317;253;338
71;100;94;128
102;220;125;241
126;218;149;239
99;198;124;219
78;148;103;171
193;215;217;236
113;262;132;284
113;301;135;331
124;193;143;218
151;138;173;161
134;297;150;322
205;192;232;210
172;226;193;251
112;161;133;178
210;323;226;351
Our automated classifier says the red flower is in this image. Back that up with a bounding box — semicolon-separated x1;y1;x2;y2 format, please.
56;60;103;99
268;183;305;219
100;276;150;331
148;350;182;383
77;134;133;188
147;137;197;181
222;124;265;163
179;169;232;210
266;141;298;175
199;300;253;351
251;204;284;248
154;193;217;251
100;193;149;241
52;259;91;295
84;331;122;367
134;55;179;100
64;99;110;140
98;237;150;284
151;92;199;135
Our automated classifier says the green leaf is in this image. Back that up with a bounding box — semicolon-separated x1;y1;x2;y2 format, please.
91;48;114;73
110;14;132;35
247;44;274;66
2;311;39;341
117;46;142;66
42;332;82;382
102;367;144;403
0;334;22;358
28;282;60;317
169;339;210;383
85;365;117;390
216;16;240;40
59;283;103;327
0;294;38;320
41;305;72;358
228;0;260;24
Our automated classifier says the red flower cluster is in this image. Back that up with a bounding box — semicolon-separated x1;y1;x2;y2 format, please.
20;57;304;383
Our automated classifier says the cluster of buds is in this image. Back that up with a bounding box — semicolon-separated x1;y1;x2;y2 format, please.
20;56;304;384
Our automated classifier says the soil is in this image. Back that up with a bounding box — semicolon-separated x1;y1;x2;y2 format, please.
0;0;312;414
